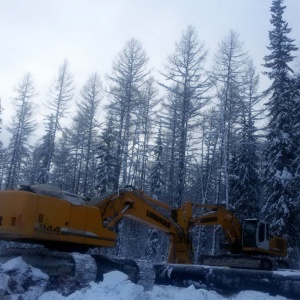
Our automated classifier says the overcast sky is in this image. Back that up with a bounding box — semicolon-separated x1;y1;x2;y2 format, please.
1;0;300;143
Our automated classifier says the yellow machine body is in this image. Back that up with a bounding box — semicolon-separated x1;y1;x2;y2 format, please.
0;186;288;267
0;190;116;248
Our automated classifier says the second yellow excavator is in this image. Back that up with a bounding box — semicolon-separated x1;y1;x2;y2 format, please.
189;204;288;270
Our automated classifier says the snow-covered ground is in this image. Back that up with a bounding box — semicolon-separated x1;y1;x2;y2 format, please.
38;270;289;300
0;256;290;300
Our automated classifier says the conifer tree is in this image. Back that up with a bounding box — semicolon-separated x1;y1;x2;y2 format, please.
44;60;74;181
229;61;261;221
76;73;102;196
34;115;56;183
51;133;74;191
262;0;299;266
150;124;164;199
213;31;249;207
6;73;36;188
0;98;5;189
159;25;210;205
106;39;149;188
96;118;119;194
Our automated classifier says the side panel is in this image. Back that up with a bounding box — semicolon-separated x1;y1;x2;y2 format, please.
85;207;116;247
0;191;38;238
269;236;287;256
34;194;71;242
67;205;88;244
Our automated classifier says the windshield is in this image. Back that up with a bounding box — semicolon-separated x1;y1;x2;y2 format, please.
243;220;258;247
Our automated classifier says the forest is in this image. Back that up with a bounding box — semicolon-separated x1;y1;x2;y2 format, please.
0;0;299;267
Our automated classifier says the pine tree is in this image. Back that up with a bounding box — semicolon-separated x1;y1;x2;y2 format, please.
96;118;119;194
159;25;210;205
128;78;158;190
44;60;74;180
0;98;3;133
76;73;102;196
229;61;261;221
106;39;149;187
150;124;164;199
0;142;8;190
51;134;74;191
6;73;36;188
196;108;222;204
34;115;56;183
262;0;299;266
213;31;249;207
0;98;5;189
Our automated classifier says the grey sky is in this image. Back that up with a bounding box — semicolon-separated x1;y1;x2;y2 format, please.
1;0;300;142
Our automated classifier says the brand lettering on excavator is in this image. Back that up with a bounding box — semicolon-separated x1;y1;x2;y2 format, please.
200;217;218;223
35;223;61;234
146;210;171;228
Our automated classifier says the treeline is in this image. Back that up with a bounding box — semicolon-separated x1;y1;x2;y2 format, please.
0;0;299;267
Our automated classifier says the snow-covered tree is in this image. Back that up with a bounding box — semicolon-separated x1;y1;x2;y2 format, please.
212;31;249;207
76;73;103;196
0;98;6;189
106;39;149;187
0;143;8;190
96;118;119;194
6;73;36;188
150;124;164;199
159;25;210;205
229;61;262;221
44;60;74;180
127;78;158;190
51;133;74;191
262;0;299;266
32;115;56;183
59;73;102;197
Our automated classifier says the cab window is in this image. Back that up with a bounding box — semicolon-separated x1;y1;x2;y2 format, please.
259;223;265;243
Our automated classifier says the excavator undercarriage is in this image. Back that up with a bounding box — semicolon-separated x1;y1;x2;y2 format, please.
0;245;140;284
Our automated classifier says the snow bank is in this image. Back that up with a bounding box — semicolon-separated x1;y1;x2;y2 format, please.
2;256;49;280
38;271;143;300
38;270;289;300
0;257;291;300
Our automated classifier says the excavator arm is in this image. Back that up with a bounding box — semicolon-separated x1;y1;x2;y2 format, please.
92;190;194;264
189;204;243;251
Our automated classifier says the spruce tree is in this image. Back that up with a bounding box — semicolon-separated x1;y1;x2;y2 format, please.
150;124;164;199
106;39;149;188
6;73;36;188
213;31;249;207
229;61;261;222
159;26;210;205
96;118;119;193
262;0;299;266
44;60;74;180
35;115;56;183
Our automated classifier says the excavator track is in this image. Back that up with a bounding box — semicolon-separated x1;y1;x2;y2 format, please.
154;263;300;300
199;254;280;271
0;247;139;285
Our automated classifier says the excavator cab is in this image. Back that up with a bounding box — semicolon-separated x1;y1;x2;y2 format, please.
242;219;270;251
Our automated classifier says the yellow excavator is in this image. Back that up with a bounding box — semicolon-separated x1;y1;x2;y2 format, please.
0;184;287;276
1;184;298;298
189;204;288;270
